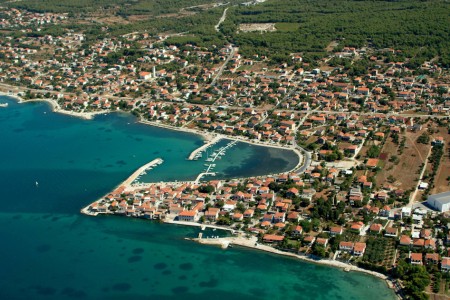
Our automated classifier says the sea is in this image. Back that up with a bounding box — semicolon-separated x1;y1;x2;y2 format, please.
0;96;395;300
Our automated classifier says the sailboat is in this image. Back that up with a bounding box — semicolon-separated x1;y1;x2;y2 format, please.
205;149;212;162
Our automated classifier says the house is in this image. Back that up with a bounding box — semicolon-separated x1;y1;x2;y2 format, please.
233;213;244;221
292;225;303;236
366;158;379;168
350;222;364;234
353;242;366;256
424;239;436;250
412;214;423;225
243;209;254;218
273;212;286;223
287;211;300;222
399;235;411;247
178;210;196;222
330;226;343;236
384;227;398;238
432;137;444;146
262;213;274;223
369;223;383;234
425;253;439;265
441;257;450;272
401;207;412;217
413;239;425;248
263;234;285;243
410;253;423;265
139;71;152;80
205;208;220;221
316;238;328;247
339;241;354;252
303;235;316;246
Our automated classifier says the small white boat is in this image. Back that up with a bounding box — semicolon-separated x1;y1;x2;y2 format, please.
35;181;39;187
0;103;8;107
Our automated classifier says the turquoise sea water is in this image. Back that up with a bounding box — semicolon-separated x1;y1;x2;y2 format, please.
0;96;395;299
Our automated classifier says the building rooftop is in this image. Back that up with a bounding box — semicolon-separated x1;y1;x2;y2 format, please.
428;191;450;205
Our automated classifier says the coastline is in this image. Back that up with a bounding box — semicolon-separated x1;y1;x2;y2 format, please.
139;118;306;173
192;235;388;278
189;235;399;297
2;89;395;296
1;91;305;173
0;92;108;120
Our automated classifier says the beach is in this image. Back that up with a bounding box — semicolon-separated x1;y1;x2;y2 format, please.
192;234;389;279
189;234;399;297
0;91;108;120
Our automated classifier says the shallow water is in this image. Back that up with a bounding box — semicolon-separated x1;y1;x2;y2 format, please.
0;96;395;299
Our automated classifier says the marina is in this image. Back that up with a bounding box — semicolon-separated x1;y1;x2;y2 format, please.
195;139;238;183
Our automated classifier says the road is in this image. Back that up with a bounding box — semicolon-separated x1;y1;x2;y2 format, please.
215;8;229;32
2;80;448;120
210;47;236;86
407;147;432;207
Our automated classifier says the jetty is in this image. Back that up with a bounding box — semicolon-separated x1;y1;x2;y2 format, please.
124;158;163;189
195;172;216;184
195;140;238;183
188;135;222;160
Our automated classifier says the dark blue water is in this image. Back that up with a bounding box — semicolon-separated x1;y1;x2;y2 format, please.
0;96;395;299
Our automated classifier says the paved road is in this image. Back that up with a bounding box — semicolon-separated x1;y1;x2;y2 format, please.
211;47;235;86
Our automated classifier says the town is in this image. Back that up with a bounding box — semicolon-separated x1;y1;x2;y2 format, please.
1;5;450;300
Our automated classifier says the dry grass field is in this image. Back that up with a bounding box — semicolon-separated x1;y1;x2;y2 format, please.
375;129;430;191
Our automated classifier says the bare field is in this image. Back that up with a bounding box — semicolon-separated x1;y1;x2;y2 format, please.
375;130;430;191
90;15;129;25
239;23;276;32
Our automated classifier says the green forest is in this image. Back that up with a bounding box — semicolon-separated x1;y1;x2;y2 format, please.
3;0;229;15
221;0;449;65
2;0;449;65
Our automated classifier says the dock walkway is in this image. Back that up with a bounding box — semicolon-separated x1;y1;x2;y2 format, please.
188;136;222;160
195;140;238;183
123;158;163;189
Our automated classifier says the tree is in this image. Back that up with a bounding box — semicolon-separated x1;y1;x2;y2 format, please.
417;133;430;144
198;185;215;194
312;244;327;258
311;218;321;231
300;220;312;233
367;145;381;158
216;216;231;226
